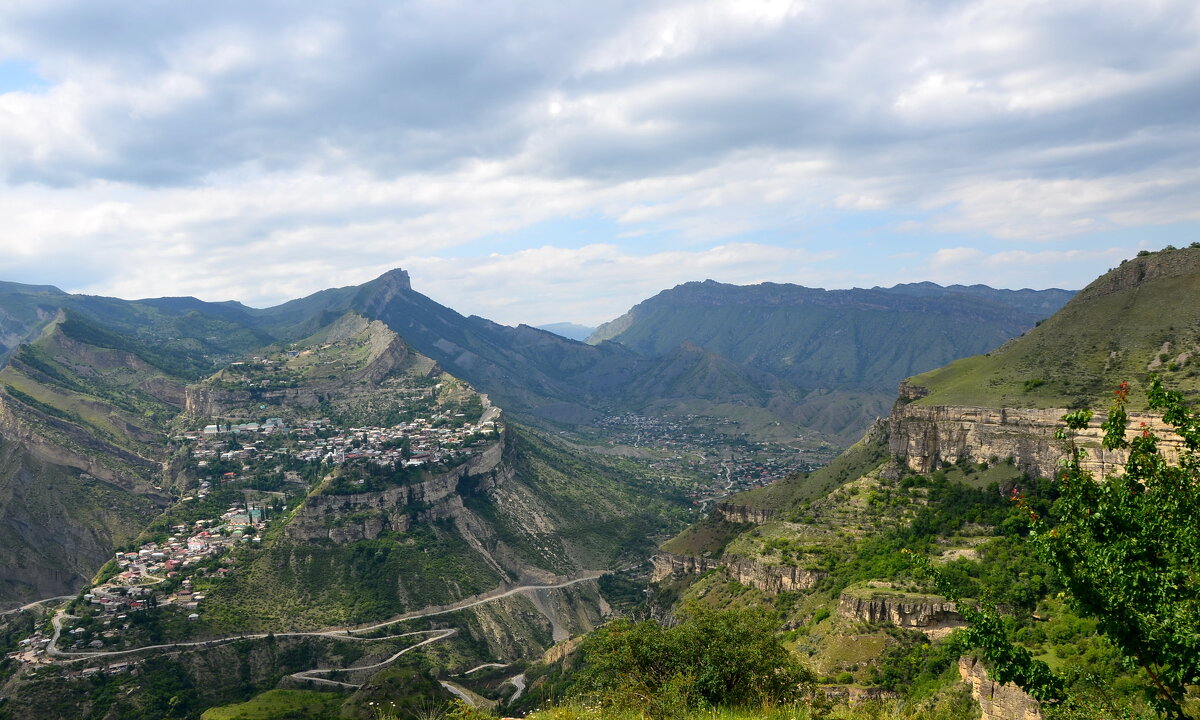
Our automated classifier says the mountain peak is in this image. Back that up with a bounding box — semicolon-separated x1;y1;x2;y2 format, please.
354;268;414;312
375;268;412;291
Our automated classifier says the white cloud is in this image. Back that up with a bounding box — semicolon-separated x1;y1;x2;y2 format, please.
910;246;1134;290
0;0;1194;318
396;242;839;325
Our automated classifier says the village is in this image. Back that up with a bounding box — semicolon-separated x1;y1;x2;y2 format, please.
183;410;498;474
592;413;836;506
9;405;502;668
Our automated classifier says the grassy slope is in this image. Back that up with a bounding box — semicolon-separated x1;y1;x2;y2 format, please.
200;689;344;720
0;315;201;601
0;435;158;600
910;247;1200;410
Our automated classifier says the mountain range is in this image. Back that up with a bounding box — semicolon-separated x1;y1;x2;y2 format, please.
0;266;1085;719
0;270;1071;608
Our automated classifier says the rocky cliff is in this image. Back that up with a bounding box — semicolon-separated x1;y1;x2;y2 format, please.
285;440;507;543
651;551;822;593
714;502;776;525
889;382;1183;479
837;590;964;636
959;656;1042;720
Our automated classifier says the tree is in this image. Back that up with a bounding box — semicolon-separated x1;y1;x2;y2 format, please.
919;377;1200;718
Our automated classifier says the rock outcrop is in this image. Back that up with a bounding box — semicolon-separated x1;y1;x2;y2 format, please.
714;502;776;524
959;656;1042;720
651;551;822;593
889;389;1183;479
838;591;964;636
651;551;723;580
817;685;901;705
285;440;508;542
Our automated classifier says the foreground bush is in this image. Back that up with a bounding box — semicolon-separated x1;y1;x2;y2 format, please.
565;604;813;718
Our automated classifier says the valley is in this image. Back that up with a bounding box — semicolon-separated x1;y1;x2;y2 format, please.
0;253;1193;720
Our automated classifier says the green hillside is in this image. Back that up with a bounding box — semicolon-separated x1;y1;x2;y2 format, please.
909;246;1200;410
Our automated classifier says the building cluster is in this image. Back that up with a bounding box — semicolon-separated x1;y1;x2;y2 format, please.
181;413;498;476
10;500;272;664
597;413;829;505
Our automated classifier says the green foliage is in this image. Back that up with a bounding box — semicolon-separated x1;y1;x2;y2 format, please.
202;522;503;630
1037;377;1200;717
572;605;813;717
3;384;81;423
870;630;961;698
736;430;890;512
200;689;343;719
58;310;216;380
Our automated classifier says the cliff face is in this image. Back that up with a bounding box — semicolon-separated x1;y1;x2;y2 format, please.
285;440;507;543
714;502;776;524
837;592;963;636
184;385;326;417
889;384;1183;479
651;551;822;594
959;656;1042;720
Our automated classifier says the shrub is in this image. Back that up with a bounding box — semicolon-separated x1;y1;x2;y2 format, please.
572;605;813;717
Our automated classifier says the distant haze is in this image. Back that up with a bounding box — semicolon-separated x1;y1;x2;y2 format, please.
536;323;596;342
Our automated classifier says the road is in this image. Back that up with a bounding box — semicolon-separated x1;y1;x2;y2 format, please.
291;629;457;689
0;595;74;617
47;572;606;666
697;462;735;513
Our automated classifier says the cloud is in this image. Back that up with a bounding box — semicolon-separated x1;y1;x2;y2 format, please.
911;246;1134;290
0;0;1195;318
930;247;985;269
396;242;840;325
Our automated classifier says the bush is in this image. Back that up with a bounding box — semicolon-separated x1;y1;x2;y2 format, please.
572;605;813;717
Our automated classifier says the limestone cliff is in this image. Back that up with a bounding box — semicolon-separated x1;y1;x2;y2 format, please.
889;386;1183;479
837;590;964;636
714;502;776;524
651;551;822;594
285;441;508;543
959;656;1042;720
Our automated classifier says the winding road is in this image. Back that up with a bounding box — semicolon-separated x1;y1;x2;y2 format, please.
43;572;607;693
0;595;74;617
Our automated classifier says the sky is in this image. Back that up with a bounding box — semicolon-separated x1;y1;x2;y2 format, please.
0;1;1197;327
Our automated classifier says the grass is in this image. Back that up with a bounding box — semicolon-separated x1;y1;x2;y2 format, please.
200;689;344;719
909;248;1200;411
660;514;749;557
518;687;979;720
